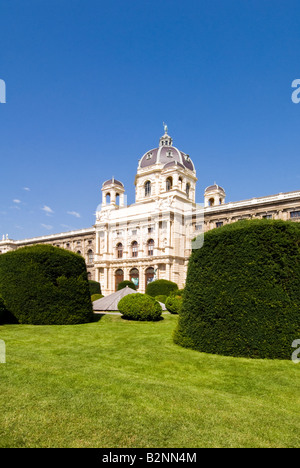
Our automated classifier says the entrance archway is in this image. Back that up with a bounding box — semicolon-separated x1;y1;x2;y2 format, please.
129;268;139;289
115;269;124;291
145;267;155;286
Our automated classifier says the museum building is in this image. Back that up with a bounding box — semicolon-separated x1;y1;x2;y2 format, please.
1;127;299;295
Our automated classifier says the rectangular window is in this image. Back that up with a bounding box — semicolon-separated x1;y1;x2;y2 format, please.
290;211;300;218
262;214;272;219
216;222;223;228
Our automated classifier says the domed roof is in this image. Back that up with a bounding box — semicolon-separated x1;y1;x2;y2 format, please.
102;178;124;188
163;161;185;170
205;184;225;193
138;128;195;172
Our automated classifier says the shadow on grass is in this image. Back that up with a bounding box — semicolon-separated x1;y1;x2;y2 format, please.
91;313;106;322
121;315;164;322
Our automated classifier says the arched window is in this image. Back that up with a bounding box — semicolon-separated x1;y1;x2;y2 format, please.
130;268;139;289
106;193;111;204
178;177;183;190
166;177;173;191
77;250;81;255
209;198;215;206
115;269;124;291
186;183;190;197
117;243;123;258
116;193;120;205
145;180;151;197
131;241;138;258
145;267;155;286
147;239;154;256
87;249;94;264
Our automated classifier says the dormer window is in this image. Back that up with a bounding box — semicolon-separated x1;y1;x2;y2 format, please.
167;150;173;157
146;152;152;160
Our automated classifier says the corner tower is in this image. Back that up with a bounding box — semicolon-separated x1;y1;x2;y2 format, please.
101;177;125;211
204;184;226;207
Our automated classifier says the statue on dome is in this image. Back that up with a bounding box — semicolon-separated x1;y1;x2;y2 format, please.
163;122;168;134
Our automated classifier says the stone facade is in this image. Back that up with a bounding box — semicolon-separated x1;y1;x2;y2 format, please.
1;128;300;294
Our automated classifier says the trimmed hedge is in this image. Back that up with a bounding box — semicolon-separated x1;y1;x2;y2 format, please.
0;296;8;324
0;295;18;324
0;245;94;325
146;279;178;298
165;293;183;314
155;295;167;304
117;280;136;291
91;294;104;302
88;280;102;296
174;219;300;359
118;293;162;321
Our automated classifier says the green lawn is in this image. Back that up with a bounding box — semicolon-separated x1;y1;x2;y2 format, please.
0;314;299;448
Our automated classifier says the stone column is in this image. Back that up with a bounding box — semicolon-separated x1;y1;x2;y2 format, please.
139;226;144;256
139;265;146;293
166;263;171;282
154;221;159;256
104;267;108;295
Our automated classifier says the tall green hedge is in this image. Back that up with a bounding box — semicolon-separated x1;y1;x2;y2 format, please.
146;279;178;297
0;296;7;324
0;245;94;325
174;219;300;359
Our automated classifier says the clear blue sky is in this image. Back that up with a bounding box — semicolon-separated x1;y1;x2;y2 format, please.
0;0;300;239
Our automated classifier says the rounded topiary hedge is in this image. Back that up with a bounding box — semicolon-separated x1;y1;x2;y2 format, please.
165;292;183;314
155;294;167;304
146;279;178;298
174;219;300;359
88;280;102;296
0;245;94;325
118;293;162;321
117;280;136;291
